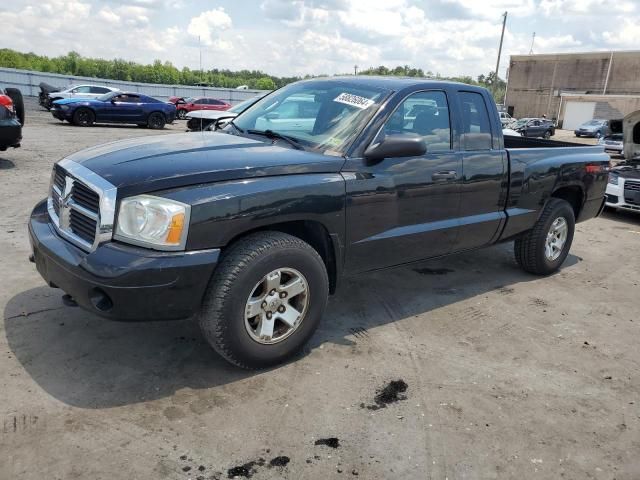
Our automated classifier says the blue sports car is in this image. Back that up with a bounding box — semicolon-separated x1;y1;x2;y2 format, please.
51;91;176;129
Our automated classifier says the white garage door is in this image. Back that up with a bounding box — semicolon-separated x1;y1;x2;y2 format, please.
563;101;596;130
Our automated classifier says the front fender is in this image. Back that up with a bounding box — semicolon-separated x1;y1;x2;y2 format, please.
158;174;346;251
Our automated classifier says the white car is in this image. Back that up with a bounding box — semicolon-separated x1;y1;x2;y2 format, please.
499;111;515;127
502;127;521;136
186;94;267;131
48;84;120;105
605;162;640;213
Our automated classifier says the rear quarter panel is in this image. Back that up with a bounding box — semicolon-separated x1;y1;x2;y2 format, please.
500;146;609;239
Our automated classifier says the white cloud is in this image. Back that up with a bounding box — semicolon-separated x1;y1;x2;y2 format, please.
186;8;233;46
0;0;638;80
602;18;640;48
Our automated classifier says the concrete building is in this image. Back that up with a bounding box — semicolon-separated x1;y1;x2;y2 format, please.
504;51;640;129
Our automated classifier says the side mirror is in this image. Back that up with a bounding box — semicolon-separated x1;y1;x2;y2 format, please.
364;134;427;162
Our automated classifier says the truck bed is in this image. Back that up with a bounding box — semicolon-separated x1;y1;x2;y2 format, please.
504;136;588;149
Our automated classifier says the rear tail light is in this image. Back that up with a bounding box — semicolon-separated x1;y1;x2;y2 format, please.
585;163;608;174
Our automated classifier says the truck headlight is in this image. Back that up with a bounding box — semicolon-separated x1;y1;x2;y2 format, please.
608;174;619;185
115;195;190;250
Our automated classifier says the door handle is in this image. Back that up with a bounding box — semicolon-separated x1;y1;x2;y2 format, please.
432;171;457;181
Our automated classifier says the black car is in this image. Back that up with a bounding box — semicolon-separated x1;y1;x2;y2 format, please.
0;86;23;151
29;77;608;368
513;118;556;138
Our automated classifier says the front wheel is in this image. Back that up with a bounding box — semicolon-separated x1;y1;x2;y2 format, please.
198;231;329;369
514;198;575;275
177;109;187;119
72;108;95;127
543;130;551;139
147;112;166;129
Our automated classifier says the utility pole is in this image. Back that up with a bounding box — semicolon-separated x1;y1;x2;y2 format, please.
198;35;203;83
354;65;358;76
494;11;507;86
529;32;536;55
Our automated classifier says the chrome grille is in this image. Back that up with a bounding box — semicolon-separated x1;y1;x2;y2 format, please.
47;160;117;252
624;181;640;192
625;180;640;205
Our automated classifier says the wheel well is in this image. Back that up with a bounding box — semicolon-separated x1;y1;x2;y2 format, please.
227;221;338;294
551;186;583;218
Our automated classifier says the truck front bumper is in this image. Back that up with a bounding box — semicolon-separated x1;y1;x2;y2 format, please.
29;200;220;321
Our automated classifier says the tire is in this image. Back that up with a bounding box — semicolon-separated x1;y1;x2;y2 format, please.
595;131;602;139
198;231;329;369
543;130;551;139
514;198;575;275
177;109;187;119
4;88;25;125
147;112;166;129
72;108;95;127
575;133;580;137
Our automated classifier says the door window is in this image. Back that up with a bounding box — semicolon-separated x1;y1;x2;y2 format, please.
114;94;140;103
90;86;110;94
460;92;492;150
73;86;91;94
382;91;451;152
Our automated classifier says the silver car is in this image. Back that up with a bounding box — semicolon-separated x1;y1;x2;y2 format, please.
48;84;120;104
598;133;623;155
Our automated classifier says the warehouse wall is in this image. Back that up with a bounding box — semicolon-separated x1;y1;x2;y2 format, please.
505;51;640;120
559;95;640;128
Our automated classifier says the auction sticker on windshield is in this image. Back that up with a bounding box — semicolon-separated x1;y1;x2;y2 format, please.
334;92;375;110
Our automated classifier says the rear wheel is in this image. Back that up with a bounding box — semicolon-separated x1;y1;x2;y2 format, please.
514;198;575;275
543;130;551;139
4;88;25;125
147;112;166;129
177;109;187;119
72;108;95;127
198;231;329;369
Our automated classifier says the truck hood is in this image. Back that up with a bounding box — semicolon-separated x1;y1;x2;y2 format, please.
64;132;345;195
611;161;640;180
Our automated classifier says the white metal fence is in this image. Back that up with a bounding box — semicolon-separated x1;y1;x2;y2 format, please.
0;67;267;104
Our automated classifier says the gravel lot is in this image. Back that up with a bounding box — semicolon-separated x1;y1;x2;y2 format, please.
1;99;639;479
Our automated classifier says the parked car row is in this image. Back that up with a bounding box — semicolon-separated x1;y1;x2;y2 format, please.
37;83;238;130
50;91;176;129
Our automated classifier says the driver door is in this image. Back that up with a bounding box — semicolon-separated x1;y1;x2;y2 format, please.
343;90;462;273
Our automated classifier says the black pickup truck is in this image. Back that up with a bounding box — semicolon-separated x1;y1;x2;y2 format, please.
29;77;609;368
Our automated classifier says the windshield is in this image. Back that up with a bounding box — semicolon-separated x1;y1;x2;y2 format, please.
231;80;390;153
229;95;265;114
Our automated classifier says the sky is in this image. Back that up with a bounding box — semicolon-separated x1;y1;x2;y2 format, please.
1;0;639;79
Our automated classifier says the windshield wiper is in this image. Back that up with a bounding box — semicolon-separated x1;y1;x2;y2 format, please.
247;129;304;150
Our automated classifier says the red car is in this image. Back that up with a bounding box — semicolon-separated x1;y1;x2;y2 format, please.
176;97;231;119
